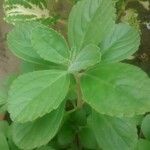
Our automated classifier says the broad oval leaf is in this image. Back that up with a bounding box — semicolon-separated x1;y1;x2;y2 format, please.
91;111;138;150
7;22;47;64
141;114;150;140
68;44;101;73
8;70;70;123
31;24;70;65
12;104;64;149
81;63;150;117
68;0;115;50
100;23;140;63
4;0;52;25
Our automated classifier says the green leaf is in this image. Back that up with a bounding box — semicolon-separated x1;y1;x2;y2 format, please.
37;146;55;150
0;134;9;150
0;121;9;136
4;0;52;25
0;89;7;106
70;108;87;126
7;125;20;150
65;75;77;101
7;22;47;64
31;24;70;65
12;104;64;149
8;139;20;150
0;78;8;106
0;75;17;107
100;23;140;63
20;61;65;74
91;111;138;150
81;63;150;117
137;139;150;150
0;105;7;114
57;123;75;147
0;83;7;107
68;0;115;50
68;44;101;73
8;70;70;123
141;114;150;140
79;127;98;149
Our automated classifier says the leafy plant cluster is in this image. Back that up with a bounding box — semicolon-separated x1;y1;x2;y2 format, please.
1;0;150;149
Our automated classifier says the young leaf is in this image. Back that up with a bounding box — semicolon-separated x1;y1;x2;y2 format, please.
0;134;9;150
70;108;87;126
68;0;115;50
12;104;64;149
68;44;101;73
81;63;150;117
57;123;75;147
141;114;150;140
31;24;70;65
91;111;138;150
7;22;47;64
8;70;70;123
100;23;140;63
4;0;52;25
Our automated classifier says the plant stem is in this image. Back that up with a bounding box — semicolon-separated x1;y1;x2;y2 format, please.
66;108;77;115
76;134;82;150
75;75;83;108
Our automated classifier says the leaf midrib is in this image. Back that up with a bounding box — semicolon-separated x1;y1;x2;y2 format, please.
84;72;149;109
12;71;67;121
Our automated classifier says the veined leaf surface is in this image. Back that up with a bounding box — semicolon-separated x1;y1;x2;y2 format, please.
7;22;47;64
8;70;70;122
68;44;101;73
12;104;64;149
4;0;52;25
31;24;70;65
68;0;115;50
91;111;138;150
81;63;150;117
100;23;140;63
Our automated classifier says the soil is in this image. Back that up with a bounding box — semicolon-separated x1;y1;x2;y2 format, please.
0;0;19;80
127;1;150;76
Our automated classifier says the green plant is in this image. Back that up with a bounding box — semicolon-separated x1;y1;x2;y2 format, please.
3;0;57;25
1;0;150;149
